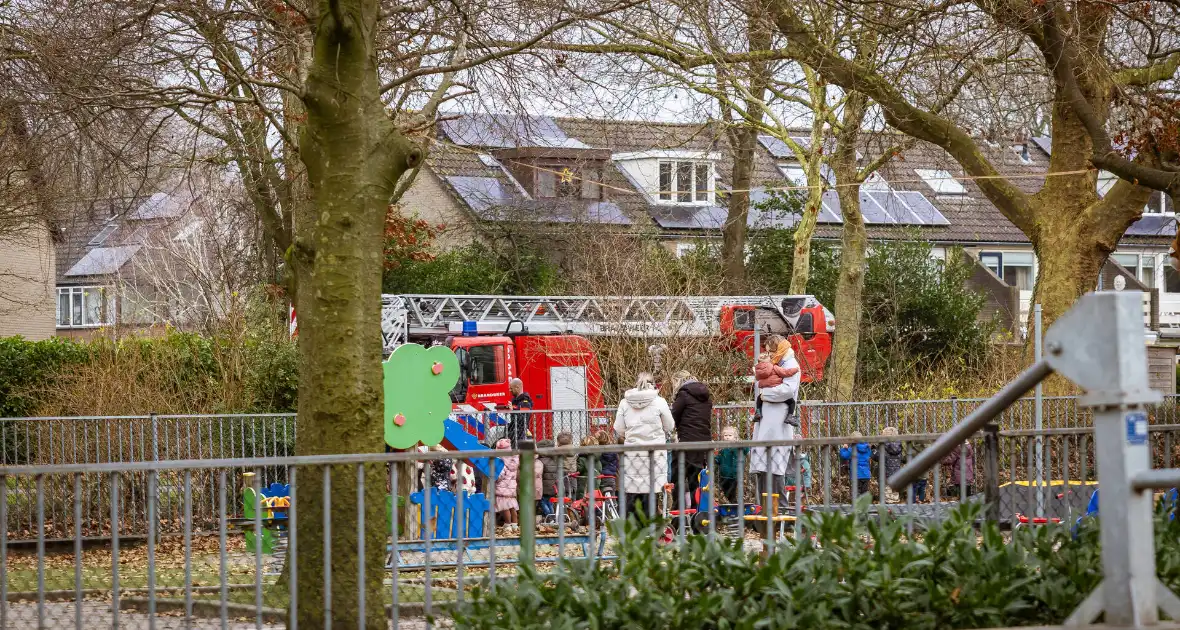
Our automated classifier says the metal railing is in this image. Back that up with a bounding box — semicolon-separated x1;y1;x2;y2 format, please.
8;395;1177;468
9;419;1180;628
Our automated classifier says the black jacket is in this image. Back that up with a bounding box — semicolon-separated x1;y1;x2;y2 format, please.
507;391;534;447
671;380;714;467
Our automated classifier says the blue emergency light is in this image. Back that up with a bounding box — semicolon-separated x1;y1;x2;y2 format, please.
462;320;478;336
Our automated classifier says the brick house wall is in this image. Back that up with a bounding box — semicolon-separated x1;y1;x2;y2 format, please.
0;221;56;340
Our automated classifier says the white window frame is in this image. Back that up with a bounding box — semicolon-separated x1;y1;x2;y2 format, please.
914;169;967;195
657;160;713;205
980;250;1035;291
56;286;115;328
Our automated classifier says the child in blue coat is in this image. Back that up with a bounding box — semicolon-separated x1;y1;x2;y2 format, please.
839;431;873;498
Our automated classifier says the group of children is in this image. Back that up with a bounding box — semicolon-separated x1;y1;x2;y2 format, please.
839;426;974;502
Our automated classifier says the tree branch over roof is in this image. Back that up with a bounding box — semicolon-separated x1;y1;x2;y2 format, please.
766;0;1036;234
1039;0;1180;198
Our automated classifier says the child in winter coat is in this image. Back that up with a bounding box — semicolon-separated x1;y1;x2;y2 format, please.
537;439;558;515
839;431;873;498
716;426;748;503
753;347;800;421
556;431;577;480
880;427;903;503
494;439;520;526
594;430;619;493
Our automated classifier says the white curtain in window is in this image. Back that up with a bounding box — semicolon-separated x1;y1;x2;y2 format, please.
83;287;103;325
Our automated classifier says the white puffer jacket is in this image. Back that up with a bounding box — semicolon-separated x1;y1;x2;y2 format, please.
613;388;675;495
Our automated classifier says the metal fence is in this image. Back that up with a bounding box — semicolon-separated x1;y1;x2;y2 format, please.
8;395;1179;467
5;396;1180;543
4;424;1179;628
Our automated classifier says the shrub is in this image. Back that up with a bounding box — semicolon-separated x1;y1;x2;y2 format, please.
0;336;90;417
454;500;1180;629
0;325;298;418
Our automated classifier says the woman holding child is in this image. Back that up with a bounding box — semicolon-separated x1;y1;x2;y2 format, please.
749;335;802;509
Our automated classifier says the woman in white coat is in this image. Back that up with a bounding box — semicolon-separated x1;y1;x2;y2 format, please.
613;372;675;521
750;335;801;510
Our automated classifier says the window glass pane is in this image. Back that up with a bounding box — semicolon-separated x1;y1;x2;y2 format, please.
106;290;117;325
545;165;578;198
537;170;556;198
695;163;709;201
1147;191;1172;215
1097;172;1117;197
779;165;806;185
979;253;1001;276
1141;256;1157;288
468;345;505;385
676;161;693;202
57;291;70;326
1113;253;1138;269
659;162;672;200
1004;251;1034;265
83;287;103;325
915;169;966;195
1002;265;1033;291
1166;265;1180;294
581;166;600;199
71;289;82;327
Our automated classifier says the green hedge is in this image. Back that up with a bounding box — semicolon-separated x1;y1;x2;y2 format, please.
454;500;1180;629
0;331;298;418
0;337;91;417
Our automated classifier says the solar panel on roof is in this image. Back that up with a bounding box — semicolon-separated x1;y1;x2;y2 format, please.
440;114;589;149
858;191;895;224
129;192;183;220
757;135;791;159
1030;137;1052;156
896;191;951;225
1126;215;1177;236
583;201;632;225
64;245;141;277
445;176;511;214
819;191;844;223
648;206;728;230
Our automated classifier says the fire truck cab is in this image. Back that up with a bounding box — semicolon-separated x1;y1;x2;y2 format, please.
447;332;604;413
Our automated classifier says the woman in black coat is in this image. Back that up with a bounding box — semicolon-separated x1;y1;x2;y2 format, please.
670;371;713;510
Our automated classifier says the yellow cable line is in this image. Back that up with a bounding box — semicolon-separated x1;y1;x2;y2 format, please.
428;136;1098;198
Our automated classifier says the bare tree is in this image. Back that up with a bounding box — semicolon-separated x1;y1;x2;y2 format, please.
768;0;1180;331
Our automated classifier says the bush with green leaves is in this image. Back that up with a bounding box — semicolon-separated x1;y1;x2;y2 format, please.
454;499;1180;629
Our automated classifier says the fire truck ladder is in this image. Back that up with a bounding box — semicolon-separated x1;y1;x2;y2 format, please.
381;294;828;352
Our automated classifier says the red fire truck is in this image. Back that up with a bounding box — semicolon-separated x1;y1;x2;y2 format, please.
381;295;834;425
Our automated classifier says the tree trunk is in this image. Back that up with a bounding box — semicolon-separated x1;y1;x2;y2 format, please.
787;103;827;296
1026;203;1128;335
723;126;758;291
830;180;866;402
720;12;772;292
788;176;824;294
289;1;419;627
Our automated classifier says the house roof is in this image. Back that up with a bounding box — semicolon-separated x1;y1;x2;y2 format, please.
56;192;196;284
426;113;1174;247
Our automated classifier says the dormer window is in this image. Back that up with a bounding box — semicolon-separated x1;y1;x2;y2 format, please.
658;160;711;203
492;147;611;201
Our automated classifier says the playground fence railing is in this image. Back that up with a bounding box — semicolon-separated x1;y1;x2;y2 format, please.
1;427;1176;627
